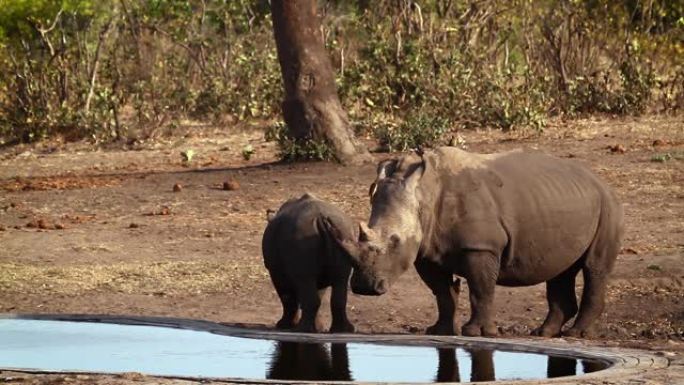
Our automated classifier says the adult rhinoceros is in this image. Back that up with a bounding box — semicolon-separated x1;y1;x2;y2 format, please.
326;147;623;338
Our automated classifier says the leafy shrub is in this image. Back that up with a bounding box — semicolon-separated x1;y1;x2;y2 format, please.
0;1;682;145
0;0;280;144
565;44;656;115
374;113;450;152
265;122;334;162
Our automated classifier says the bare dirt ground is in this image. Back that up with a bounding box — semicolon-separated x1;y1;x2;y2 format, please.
0;116;682;384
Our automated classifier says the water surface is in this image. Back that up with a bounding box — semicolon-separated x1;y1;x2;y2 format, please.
0;319;607;382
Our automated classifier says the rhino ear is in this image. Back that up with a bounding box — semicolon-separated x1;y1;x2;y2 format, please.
377;159;398;180
403;158;425;191
321;217;361;260
368;182;377;200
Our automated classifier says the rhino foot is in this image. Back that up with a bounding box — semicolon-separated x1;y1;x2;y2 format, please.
275;319;296;330
330;321;355;334
562;327;593;339
462;323;498;337
426;322;458;336
294;322;321;333
530;326;562;338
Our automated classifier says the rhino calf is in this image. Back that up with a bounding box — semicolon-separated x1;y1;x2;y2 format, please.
327;147;623;338
262;193;356;333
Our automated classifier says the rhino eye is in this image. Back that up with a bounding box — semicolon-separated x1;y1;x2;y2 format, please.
389;234;401;248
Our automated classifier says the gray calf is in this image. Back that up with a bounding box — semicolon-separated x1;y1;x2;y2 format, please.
262;193;356;333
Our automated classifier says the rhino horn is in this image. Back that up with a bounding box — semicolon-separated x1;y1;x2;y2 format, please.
359;222;376;242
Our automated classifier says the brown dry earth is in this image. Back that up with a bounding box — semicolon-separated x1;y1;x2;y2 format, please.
0;116;682;384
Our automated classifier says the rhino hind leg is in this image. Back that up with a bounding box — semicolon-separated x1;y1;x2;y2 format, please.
564;204;621;338
532;265;580;337
294;281;325;333
564;266;614;338
271;272;300;330
415;259;460;335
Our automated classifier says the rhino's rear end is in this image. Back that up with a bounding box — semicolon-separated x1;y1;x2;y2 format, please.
489;152;622;285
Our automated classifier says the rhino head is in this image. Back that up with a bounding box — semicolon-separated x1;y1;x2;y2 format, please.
326;152;426;295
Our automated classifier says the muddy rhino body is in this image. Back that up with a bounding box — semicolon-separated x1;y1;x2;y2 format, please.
329;147;623;337
262;193;356;333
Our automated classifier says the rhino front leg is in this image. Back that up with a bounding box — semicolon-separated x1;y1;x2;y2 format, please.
415;258;460;335
461;251;499;337
329;277;355;333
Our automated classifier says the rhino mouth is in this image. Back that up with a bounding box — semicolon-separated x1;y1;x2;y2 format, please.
351;275;387;296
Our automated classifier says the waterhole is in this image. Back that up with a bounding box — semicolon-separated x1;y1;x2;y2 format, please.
0;318;608;383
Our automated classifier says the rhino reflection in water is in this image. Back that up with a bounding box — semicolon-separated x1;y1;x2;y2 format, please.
265;342;499;383
326;147;623;338
267;342;351;381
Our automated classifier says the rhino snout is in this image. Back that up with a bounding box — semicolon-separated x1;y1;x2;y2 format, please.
351;273;387;296
375;279;388;294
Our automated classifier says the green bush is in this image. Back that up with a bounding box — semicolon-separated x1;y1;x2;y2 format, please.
265;121;334;162
565;44;656;115
374;113;450;152
0;0;280;144
0;1;681;146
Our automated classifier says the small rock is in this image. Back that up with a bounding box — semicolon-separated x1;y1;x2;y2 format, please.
608;144;626;153
118;372;146;381
55;223;66;230
129;223;140;229
652;139;666;147
26;220;38;228
172;183;182;192
37;218;51;229
0;225;5;231
223;179;240;191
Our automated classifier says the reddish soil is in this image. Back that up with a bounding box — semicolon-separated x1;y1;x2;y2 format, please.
0;116;682;383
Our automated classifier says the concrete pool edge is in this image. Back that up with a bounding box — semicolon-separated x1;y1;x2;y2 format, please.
0;313;671;385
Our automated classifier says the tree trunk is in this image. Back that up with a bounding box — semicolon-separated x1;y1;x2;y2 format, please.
270;0;369;165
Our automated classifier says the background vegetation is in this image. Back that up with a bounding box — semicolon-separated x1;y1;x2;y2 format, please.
0;0;682;151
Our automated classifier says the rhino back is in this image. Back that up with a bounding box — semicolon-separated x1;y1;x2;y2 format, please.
427;150;617;286
262;195;354;273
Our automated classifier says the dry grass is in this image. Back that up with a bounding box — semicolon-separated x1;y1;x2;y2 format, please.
0;261;269;296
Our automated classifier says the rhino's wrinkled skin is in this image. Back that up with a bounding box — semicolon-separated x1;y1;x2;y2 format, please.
329;147;623;338
262;193;356;333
